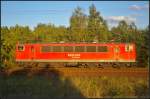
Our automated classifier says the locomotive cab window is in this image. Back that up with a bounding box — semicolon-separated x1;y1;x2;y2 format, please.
18;45;25;51
98;46;107;52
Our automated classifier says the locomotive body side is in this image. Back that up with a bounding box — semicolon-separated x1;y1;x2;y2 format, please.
16;43;136;63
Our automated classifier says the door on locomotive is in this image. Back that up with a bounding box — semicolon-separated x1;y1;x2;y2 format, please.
114;45;120;61
30;45;35;60
125;44;133;60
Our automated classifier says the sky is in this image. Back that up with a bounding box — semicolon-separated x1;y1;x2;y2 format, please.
1;1;149;30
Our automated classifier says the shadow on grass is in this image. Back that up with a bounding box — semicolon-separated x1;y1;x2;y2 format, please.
0;68;85;99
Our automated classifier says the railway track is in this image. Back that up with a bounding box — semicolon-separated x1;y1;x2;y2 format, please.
1;66;149;78
49;67;148;78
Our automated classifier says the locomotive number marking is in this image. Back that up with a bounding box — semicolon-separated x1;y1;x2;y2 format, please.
67;54;80;58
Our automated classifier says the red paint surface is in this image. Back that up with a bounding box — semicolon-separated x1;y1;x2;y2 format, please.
15;43;136;62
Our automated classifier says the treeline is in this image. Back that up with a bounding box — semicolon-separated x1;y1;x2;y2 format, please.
1;4;149;68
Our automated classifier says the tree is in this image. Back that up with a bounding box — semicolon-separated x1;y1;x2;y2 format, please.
111;21;137;42
1;26;11;68
34;23;56;42
53;26;67;42
137;26;149;67
69;6;87;42
88;4;110;42
1;25;34;68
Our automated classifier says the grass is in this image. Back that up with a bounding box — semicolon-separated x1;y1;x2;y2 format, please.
0;73;149;98
69;76;149;98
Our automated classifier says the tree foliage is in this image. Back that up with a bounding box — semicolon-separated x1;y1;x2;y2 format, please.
69;7;87;42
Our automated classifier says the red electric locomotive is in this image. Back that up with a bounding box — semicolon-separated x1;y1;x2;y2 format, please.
15;42;136;67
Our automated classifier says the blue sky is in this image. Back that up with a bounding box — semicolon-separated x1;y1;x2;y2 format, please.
1;1;149;30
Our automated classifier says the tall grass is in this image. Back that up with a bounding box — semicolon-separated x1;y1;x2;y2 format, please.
0;75;149;98
69;76;149;98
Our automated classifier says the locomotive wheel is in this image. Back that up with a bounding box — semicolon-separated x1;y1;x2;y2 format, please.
45;64;51;68
112;63;120;69
82;63;88;68
97;64;104;69
64;62;79;67
22;62;32;69
125;63;132;68
17;62;24;67
77;63;86;68
37;63;51;68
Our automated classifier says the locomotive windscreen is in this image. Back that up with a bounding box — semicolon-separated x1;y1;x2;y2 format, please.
18;45;25;51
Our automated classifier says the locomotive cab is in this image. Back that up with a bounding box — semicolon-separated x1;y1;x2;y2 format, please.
17;44;25;51
16;44;25;61
125;44;133;52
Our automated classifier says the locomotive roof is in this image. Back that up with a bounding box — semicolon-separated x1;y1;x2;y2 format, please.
17;42;135;45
